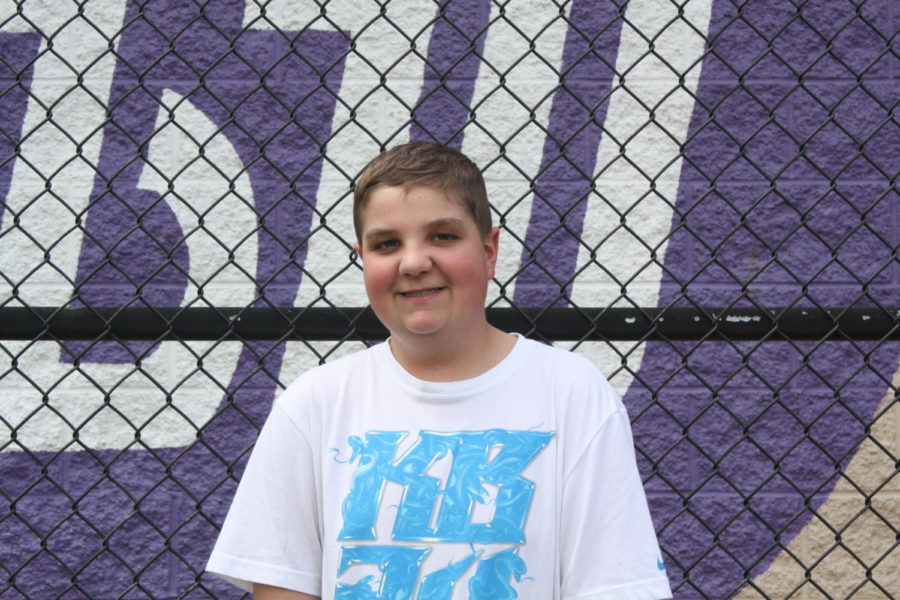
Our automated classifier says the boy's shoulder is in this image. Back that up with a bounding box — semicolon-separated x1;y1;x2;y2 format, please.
287;342;383;390
519;339;625;415
524;337;596;366
519;337;609;381
272;343;385;424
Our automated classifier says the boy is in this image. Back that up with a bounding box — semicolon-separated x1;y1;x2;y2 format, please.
207;142;672;599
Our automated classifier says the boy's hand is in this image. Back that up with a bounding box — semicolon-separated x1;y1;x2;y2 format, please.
253;583;319;600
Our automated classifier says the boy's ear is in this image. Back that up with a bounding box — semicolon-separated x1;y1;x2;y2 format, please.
353;241;363;262
484;227;500;278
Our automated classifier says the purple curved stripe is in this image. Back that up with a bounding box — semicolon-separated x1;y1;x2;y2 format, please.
625;0;899;597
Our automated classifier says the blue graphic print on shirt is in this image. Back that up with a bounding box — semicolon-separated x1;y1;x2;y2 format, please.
335;429;553;599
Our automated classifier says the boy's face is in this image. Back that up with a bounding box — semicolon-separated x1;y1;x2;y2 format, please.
354;184;499;345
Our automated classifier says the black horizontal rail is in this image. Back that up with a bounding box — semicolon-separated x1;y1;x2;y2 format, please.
0;306;898;341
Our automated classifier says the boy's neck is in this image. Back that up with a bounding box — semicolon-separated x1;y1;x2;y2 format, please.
387;324;516;382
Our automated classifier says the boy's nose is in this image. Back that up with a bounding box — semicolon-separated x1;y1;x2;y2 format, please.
399;245;432;276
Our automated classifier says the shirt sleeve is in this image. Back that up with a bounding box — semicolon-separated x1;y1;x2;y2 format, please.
559;408;672;600
206;399;322;595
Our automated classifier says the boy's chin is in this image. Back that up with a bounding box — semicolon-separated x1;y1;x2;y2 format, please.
384;313;456;339
393;321;446;338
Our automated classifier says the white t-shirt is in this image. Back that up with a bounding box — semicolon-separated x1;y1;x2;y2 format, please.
207;335;672;599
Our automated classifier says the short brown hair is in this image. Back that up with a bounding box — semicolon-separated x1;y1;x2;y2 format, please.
353;142;492;241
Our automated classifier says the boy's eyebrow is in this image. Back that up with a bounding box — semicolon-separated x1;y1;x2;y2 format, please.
427;217;467;229
363;227;397;242
363;218;468;241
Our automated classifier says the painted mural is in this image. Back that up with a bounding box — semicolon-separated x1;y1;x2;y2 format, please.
1;0;897;598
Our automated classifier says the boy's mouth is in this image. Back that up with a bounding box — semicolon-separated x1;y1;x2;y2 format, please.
399;287;444;298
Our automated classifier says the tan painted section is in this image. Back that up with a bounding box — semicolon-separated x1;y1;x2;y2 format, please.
736;363;900;599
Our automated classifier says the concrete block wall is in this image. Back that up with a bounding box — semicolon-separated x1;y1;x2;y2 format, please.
0;0;897;598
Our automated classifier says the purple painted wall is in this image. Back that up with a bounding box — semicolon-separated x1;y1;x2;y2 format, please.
631;0;898;596
0;0;897;598
5;0;349;597
0;32;40;223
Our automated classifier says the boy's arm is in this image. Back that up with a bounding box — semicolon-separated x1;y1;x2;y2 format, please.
253;583;319;600
208;397;323;595
560;406;672;598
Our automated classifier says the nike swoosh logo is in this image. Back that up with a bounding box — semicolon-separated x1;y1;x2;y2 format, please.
657;557;666;571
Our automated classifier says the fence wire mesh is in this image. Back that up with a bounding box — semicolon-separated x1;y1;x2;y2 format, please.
0;0;898;599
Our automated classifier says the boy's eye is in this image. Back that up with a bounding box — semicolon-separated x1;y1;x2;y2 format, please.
433;232;458;242
372;239;399;251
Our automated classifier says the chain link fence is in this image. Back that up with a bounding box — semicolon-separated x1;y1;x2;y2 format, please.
1;0;897;598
